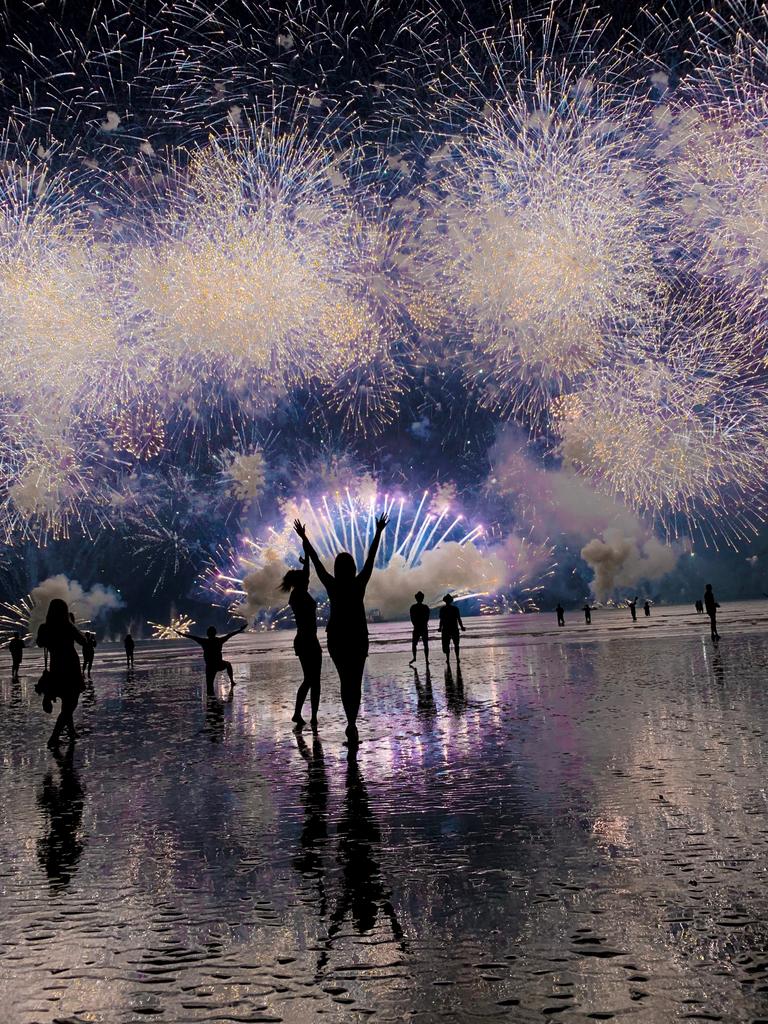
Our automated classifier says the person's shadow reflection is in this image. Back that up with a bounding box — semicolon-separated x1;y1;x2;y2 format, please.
293;732;328;917
201;686;234;743
317;750;406;974
36;742;85;889
413;666;436;717
444;663;467;714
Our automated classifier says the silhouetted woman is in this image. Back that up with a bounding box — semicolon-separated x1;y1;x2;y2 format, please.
281;554;322;729
294;514;389;744
36;599;86;750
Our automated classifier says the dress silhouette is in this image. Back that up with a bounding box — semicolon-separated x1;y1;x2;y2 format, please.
408;591;430;666
177;623;246;694
36;598;86;750
438;594;465;663
8;633;24;677
556;604;565;627
704;584;720;641
294;515;388;744
282;555;322;729
123;633;134;669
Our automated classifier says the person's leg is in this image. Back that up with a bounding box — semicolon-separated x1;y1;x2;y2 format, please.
222;660;234;684
309;648;322;725
454;633;461;662
442;633;450;663
423;629;429;663
337;651;365;736
410;630;417;664
294;648;311;723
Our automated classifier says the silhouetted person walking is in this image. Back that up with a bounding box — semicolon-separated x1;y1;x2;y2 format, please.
36;598;86;750
82;632;97;676
294;514;389;746
124;632;134;669
282;554;322;729
408;591;430;666
643;600;651;617
556;604;565;627
439;594;465;664
704;584;720;641
628;597;638;622
177;623;246;694
583;604;591;625
8;632;24;677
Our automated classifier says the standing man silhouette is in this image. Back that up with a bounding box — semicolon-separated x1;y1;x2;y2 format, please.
704;584;720;641
438;594;465;665
123;632;135;670
643;600;651;617
82;633;97;676
8;632;24;677
628;597;638;622
582;604;591;625
408;592;430;666
556;604;565;627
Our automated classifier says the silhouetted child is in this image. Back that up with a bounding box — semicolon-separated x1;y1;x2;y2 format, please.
704;584;720;641
438;594;465;664
36;598;86;750
643;600;651;617
82;633;97;676
177;623;246;694
556;604;565;627
282;554;322;729
409;591;430;666
123;633;134;669
8;632;24;677
628;597;638;622
294;514;389;746
583;604;591;625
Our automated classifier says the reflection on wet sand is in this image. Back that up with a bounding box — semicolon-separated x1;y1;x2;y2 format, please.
36;742;85;889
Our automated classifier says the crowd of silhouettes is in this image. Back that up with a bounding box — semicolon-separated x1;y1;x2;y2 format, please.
553;587;722;641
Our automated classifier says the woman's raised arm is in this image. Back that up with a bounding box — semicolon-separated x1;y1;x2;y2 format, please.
359;513;389;588
294;520;333;591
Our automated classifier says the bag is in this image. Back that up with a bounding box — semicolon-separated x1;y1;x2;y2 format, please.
35;669;58;713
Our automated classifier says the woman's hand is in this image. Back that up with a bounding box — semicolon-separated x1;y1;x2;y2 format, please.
375;512;390;533
293;519;307;540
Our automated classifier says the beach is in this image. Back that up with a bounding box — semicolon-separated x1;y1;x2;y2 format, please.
1;604;767;1023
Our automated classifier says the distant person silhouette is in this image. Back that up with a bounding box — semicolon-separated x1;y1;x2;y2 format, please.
643;600;651;617
628;597;638;622
281;553;322;729
556;604;565;627
695;599;704;614
36;598;86;750
36;743;85;888
177;623;246;694
583;604;591;625
294;514;389;746
8;632;24;677
123;632;134;669
408;591;430;666
82;632;97;676
438;594;465;664
704;584;720;641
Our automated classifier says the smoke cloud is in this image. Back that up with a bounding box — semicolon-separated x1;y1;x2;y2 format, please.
580;530;678;600
27;575;124;636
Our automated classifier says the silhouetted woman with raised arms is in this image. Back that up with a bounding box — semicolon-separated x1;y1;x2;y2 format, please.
281;554;322;729
36;598;86;750
294;513;389;745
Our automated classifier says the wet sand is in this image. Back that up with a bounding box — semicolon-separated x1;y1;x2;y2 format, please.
2;605;768;1023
